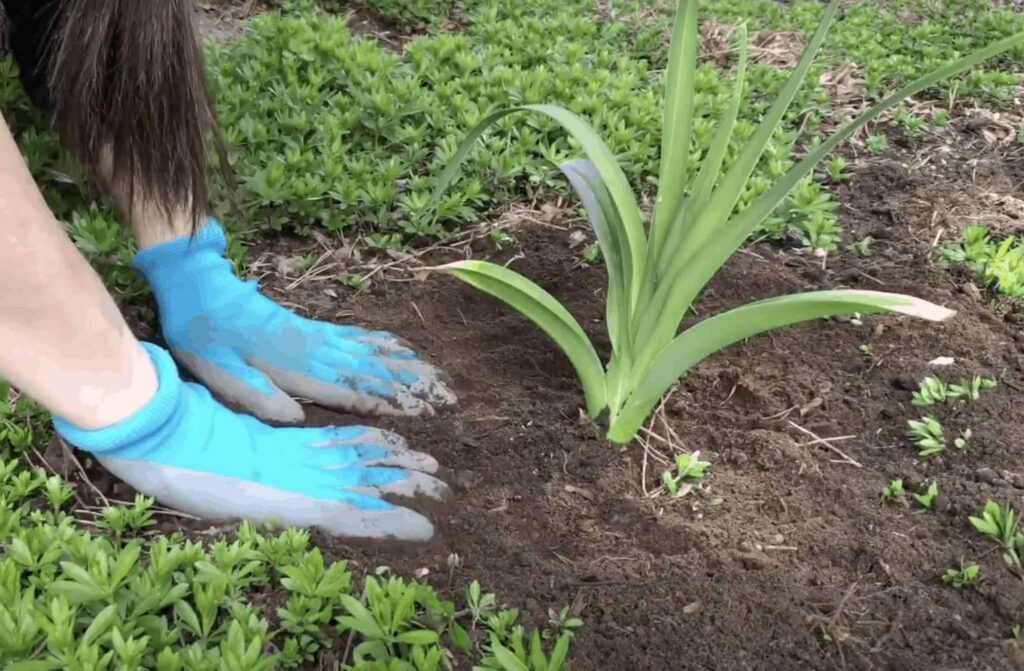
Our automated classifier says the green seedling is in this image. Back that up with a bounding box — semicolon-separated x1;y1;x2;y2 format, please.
489;228;517;250
912;377;950;406
426;0;1020;443
939;226;1024;299
866;133;889;154
1013;624;1022;639
948;375;998;401
848;236;873;257
661;451;710;497
914;481;939;511
942;562;980;589
969;500;1024;569
582;244;602;265
859;343;874;357
954;428;972;451
881;478;905;502
825;156;848;182
906;416;945;457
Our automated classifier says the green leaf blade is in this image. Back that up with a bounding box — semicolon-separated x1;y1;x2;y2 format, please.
428;105;646;314
652;0;700;248
559;158;630;358
610;290;955;443
432;260;607;417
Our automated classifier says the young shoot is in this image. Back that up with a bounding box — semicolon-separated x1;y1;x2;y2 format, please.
661;451;710;497
942;562;980;590
881;478;905;503
906;416;945;457
969;500;1024;569
913;481;939;511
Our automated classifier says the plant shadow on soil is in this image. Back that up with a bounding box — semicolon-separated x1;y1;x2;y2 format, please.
47;128;1024;670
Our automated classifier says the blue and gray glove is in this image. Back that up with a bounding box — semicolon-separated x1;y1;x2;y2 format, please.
52;343;447;540
131;218;456;424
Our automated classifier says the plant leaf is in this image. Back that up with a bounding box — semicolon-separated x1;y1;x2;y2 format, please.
430;259;607;416
427;104;646;312
651;0;701;250
671;0;841;267
559;158;630;358
655;22;750;280
609;290;955;442
633;25;1024;379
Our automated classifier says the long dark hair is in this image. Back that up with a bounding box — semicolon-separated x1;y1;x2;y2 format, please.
47;0;227;235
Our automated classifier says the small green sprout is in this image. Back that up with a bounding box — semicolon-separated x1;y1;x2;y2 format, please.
847;236;873;257
866;133;889;154
969;500;1024;568
914;481;939;511
661;451;710;497
881;478;905;502
825;156;848;182
906;416;945;457
489;228;517;250
942;562;980;589
948;375;997;401
912;377;950;406
954;428;972;451
582;244;601;265
858;343;874;357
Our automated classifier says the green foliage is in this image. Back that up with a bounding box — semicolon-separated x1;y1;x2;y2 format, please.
969;500;1024;569
661;451;710;497
942;562;980;590
912;374;997;407
0;458;579;669
913;481;939;511
906;416;945;457
938;226;1024;300
881;478;905;503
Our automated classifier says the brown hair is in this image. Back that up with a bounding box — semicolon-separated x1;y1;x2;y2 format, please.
47;0;228;235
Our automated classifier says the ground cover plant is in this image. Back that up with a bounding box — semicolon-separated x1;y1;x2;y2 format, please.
426;0;1024;443
4;0;1024;668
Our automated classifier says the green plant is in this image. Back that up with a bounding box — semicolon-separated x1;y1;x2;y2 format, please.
866;133;889;154
661;451;710;497
942;562;980;589
938;226;1024;299
969;500;1024;569
906;416;945;457
426;0;1021;444
954;428;973;451
914;481;939;511
858;343;874;357
825;156;848;182
881;478;905;502
949;375;998;401
912;376;950;406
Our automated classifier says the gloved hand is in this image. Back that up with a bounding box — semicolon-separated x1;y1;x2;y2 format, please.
131;218;456;424
52;343;447;540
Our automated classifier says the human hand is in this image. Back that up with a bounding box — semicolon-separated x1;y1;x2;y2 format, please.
131;218;456;424
52;343;447;540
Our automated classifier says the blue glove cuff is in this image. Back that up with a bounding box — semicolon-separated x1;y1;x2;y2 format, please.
52;343;182;455
131;217;230;283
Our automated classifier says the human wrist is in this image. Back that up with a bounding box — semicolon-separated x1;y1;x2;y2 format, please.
52;342;181;455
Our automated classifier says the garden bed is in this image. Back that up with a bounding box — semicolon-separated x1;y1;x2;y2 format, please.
66;126;1024;669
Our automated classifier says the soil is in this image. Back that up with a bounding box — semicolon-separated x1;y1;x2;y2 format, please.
36;2;1024;670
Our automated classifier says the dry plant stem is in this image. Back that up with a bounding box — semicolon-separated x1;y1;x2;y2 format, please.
788;421;863;467
0;114;158;430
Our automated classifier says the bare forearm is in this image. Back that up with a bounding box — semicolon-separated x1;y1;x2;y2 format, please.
0;113;157;429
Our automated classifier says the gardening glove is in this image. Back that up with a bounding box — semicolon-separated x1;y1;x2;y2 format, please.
131;218;456;425
52;342;447;540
